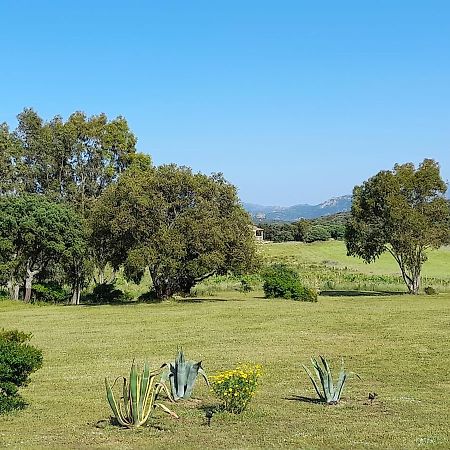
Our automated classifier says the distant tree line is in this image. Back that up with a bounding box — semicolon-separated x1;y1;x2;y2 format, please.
0;109;259;303
258;213;348;243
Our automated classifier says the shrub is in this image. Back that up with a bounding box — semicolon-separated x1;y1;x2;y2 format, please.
33;283;69;303
238;274;260;293
0;329;43;414
262;264;317;302
424;286;438;295
210;364;262;414
84;283;132;304
296;285;318;302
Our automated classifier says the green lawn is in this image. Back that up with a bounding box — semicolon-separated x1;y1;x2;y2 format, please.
1;290;449;449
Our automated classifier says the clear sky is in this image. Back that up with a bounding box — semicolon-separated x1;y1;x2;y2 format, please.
1;0;449;205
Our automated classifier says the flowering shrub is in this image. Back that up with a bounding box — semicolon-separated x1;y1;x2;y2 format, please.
210;364;262;413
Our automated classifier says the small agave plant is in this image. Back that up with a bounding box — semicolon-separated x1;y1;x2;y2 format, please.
302;356;360;404
161;349;209;401
105;360;179;428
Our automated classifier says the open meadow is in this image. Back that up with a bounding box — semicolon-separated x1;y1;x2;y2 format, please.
1;242;449;449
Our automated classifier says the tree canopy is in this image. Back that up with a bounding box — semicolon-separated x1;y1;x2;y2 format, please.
0;194;86;302
90;161;260;298
345;159;450;294
1;108;137;214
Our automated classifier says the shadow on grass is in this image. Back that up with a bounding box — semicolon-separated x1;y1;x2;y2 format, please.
284;395;323;404
320;290;405;297
176;297;245;303
77;298;163;307
75;296;243;306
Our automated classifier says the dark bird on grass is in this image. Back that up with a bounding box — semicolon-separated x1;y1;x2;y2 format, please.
368;392;378;404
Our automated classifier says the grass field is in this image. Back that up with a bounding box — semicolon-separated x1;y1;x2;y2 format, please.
261;241;450;279
259;241;450;293
1;242;449;449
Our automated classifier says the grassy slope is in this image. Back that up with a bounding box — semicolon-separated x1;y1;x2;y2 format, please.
0;291;449;449
262;241;450;279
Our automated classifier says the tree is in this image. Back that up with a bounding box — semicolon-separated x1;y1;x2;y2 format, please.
305;225;331;242
91;162;260;298
0;123;21;195
0;195;87;302
1;108;137;213
345;159;450;294
293;219;312;241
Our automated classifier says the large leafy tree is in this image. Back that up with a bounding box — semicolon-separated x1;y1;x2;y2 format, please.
0;109;138;299
2;108;137;213
0;195;86;302
346;159;450;294
91;160;260;298
0;123;22;195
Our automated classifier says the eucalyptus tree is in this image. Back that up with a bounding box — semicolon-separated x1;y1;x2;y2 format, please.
91;160;260;299
3;108;137;213
0;122;22;195
346;159;450;294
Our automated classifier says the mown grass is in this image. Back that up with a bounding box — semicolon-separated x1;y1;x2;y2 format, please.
1;241;449;449
0;290;449;449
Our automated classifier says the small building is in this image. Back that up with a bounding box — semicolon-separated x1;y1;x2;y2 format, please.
252;225;264;242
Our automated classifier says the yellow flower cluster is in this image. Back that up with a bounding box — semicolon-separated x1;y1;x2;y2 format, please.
210;364;262;413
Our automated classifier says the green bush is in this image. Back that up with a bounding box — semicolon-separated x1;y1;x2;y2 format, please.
305;225;331;243
262;264;317;302
424;286;438;295
33;283;69;303
238;274;260;293
0;329;43;414
84;283;132;304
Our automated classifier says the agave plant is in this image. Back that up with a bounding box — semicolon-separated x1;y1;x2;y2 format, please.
302;356;360;404
105;360;179;428
161;349;209;401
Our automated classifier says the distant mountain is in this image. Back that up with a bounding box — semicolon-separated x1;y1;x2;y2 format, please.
243;195;352;222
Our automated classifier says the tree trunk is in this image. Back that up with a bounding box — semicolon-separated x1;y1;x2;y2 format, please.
7;279;20;301
24;262;39;303
24;275;33;303
71;283;81;305
151;271;174;299
406;274;420;295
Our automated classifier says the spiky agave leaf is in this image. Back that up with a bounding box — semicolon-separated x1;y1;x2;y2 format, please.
129;360;140;424
302;363;325;401
311;357;329;401
153;382;179;418
184;361;209;399
122;376;130;420
105;376;130;427
174;349;188;399
332;368;347;403
320;355;335;401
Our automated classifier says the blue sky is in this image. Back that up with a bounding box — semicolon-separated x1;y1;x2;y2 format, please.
1;1;449;205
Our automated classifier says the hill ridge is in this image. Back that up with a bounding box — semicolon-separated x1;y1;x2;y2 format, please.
243;195;352;221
